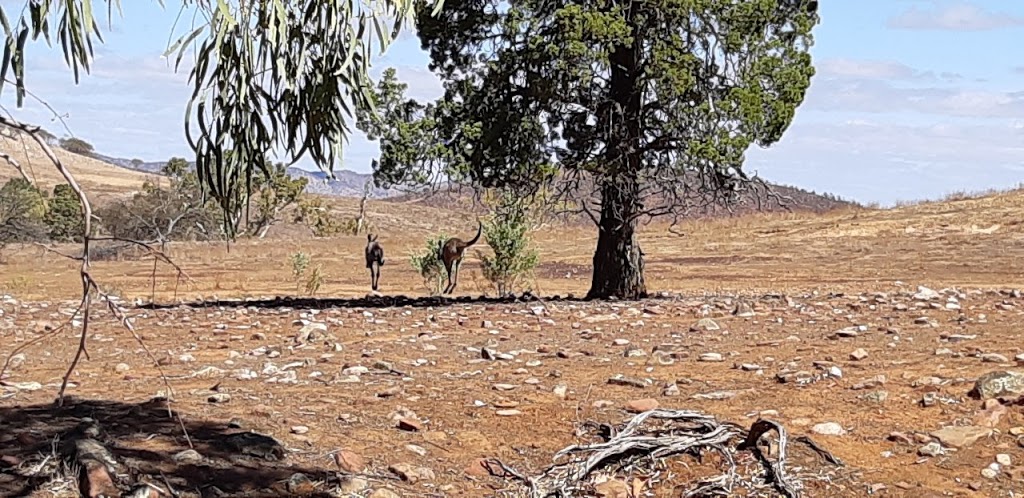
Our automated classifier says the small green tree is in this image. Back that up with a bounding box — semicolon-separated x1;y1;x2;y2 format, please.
409;233;450;295
478;191;539;296
239;161;309;238
294;196;344;237
95;157;221;242
58;137;94;155
44;184;85;242
0;178;47;248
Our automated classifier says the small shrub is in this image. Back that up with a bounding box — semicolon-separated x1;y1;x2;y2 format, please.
44;184;84;242
478;191;540;296
304;265;325;296
289;251;311;293
0;178;48;249
479;219;539;296
294;197;344;237
287;251;325;296
341;216;377;236
409;233;449;295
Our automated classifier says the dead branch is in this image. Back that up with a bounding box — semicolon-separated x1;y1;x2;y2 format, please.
0;151;31;183
0;115;189;410
487;409;840;498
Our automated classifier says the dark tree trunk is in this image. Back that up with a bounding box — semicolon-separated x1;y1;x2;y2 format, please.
587;11;647;301
588;177;647;299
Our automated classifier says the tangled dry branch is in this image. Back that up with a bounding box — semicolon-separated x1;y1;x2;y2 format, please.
0;115;189;409
486;409;843;498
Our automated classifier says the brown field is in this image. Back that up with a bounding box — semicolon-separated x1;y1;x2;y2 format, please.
3;157;1024;496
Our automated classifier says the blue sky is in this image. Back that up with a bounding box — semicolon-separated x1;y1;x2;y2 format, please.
2;0;1023;205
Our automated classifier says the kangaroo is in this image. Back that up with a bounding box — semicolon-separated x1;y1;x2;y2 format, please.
439;221;482;295
365;234;385;292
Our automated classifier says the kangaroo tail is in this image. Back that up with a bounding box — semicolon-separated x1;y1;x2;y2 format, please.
464;221;483;247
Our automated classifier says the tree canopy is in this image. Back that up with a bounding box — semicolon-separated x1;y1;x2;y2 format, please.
372;0;821;298
0;0;441;236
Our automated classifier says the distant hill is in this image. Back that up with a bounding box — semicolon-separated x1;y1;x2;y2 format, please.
84;152;858;218
386;176;861;226
91;153;404;199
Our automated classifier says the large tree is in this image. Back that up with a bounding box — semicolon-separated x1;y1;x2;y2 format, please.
0;0;440;236
372;0;820;299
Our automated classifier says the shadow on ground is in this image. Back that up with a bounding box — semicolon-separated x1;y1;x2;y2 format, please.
134;290;673;311
0;397;343;497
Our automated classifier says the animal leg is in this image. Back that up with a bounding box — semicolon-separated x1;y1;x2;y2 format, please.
449;260;461;294
443;261;454;294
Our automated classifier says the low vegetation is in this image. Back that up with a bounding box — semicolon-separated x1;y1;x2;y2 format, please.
409;233;450;295
477;191;540;296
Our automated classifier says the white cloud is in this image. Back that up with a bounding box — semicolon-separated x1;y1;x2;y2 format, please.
805;61;1024;119
818;58;924;80
888;2;1024;31
747;120;1024;204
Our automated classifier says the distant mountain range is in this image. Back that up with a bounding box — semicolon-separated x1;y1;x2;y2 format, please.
90;153;404;198
87;152;859;218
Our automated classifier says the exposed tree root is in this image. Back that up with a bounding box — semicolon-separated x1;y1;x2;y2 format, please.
488;409;845;498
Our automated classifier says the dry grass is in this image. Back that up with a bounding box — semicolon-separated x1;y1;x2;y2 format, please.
0;133;150;201
3;161;1024;496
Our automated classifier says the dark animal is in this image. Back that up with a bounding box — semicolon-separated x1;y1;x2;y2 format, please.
365;234;385;291
438;221;482;295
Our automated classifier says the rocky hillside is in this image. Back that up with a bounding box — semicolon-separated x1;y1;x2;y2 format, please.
92;153;403;199
386;178;861;225
86;152;857;220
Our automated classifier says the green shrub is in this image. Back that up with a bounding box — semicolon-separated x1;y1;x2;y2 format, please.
409;233;449;295
44;184;84;242
478;200;539;296
0;178;47;248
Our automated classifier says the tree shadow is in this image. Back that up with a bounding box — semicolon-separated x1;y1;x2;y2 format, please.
134;290;671;311
0;396;344;497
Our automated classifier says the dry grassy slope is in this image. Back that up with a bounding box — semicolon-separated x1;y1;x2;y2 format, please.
0;133;150;201
386;186;859;231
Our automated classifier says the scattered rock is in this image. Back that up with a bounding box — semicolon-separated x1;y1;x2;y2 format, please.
980;353;1009;363
369;489;402;498
914;286;940;300
974;400;1007;427
172;449;203;464
699;352;724;362
930;426;993;448
811;422;846;436
624;398;659;412
608;375;648;388
849;348;869;361
970;370;1024;399
464;458;493;477
692;318;719;331
495;409;522;416
552;384;568;399
593;479;630;498
397;417;423;432
207;393;231;404
996;454;1012;467
284;473;317;494
334;450;365;473
222;431;285;460
917;442;944;457
662;383;680;397
338;477;370;494
389;462;435;483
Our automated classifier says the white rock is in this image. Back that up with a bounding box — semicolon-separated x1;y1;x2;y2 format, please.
811;422;847;436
